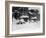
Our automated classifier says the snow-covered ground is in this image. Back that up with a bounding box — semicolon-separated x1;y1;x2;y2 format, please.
12;18;41;34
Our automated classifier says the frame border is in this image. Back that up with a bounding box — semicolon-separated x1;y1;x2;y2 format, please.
5;1;45;37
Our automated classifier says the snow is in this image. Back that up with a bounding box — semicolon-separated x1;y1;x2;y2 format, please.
12;18;41;34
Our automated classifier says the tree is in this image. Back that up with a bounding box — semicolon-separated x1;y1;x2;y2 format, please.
12;7;40;23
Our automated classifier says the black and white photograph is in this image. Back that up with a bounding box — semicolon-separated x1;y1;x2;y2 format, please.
8;2;44;35
12;7;40;33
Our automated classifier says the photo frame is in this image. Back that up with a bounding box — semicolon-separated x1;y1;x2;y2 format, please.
5;1;45;37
